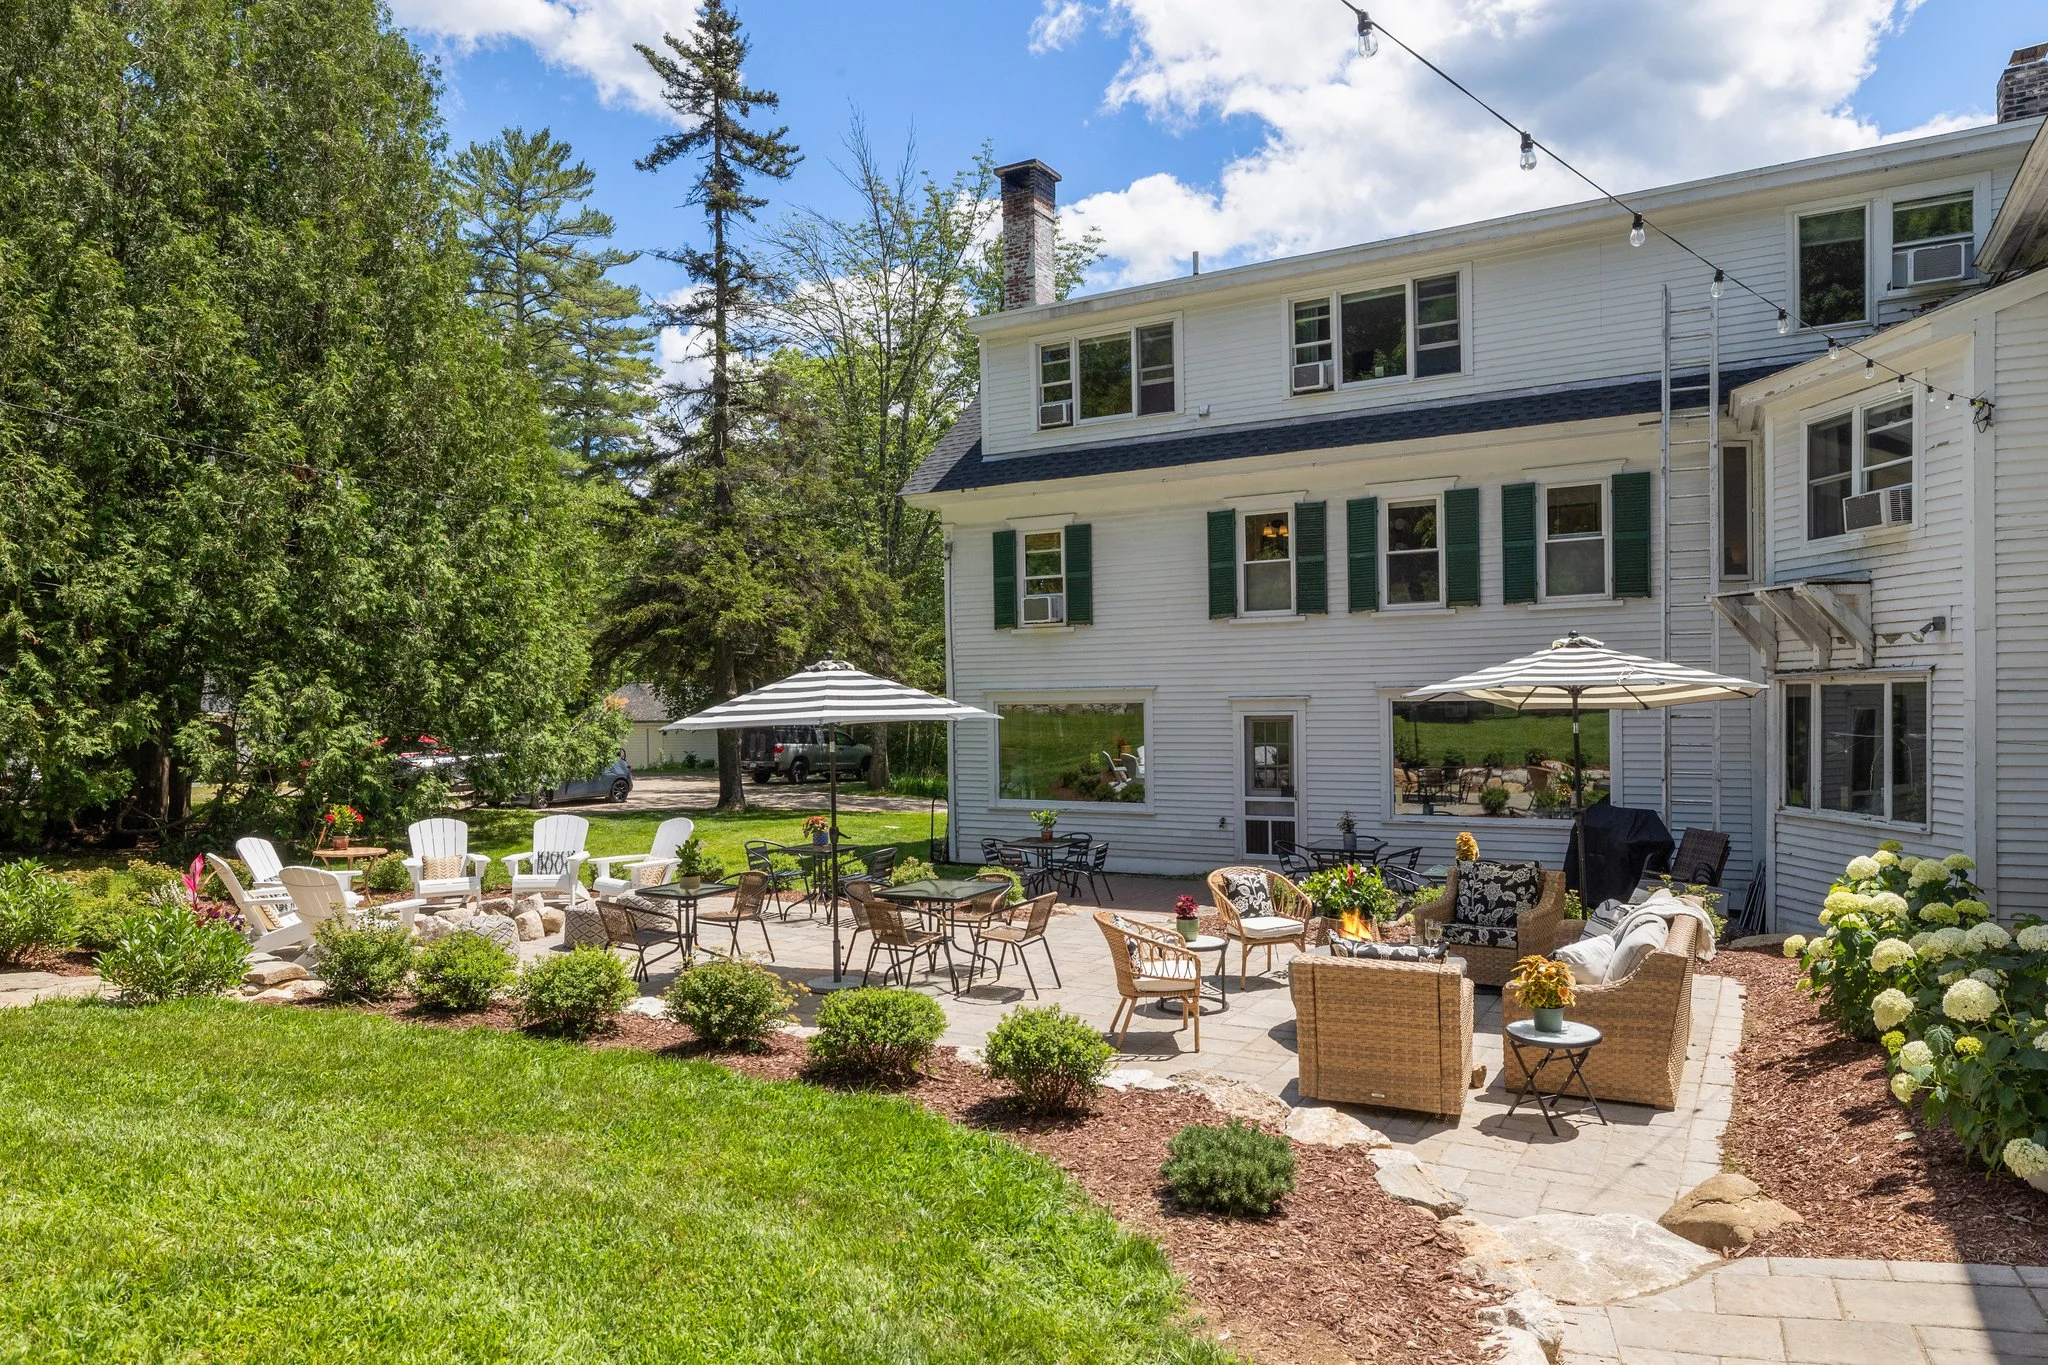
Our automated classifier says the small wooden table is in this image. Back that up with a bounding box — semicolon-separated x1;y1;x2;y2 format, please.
312;845;386;874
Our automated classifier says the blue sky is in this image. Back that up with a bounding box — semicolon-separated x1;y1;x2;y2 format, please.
405;0;2044;321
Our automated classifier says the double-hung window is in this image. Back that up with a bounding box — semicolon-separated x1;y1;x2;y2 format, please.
1891;192;1973;288
1038;322;1177;428
1384;499;1441;606
1782;677;1927;824
1542;484;1606;598
1241;511;1293;614
1797;207;1867;328
1288;271;1459;393
1021;530;1066;625
1805;396;1915;539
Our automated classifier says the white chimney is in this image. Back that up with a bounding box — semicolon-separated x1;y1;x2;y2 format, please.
995;159;1060;309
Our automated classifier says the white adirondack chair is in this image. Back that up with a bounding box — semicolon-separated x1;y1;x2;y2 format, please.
235;837;287;890
406;818;488;907
209;854;314;954
503;814;590;909
279;866;420;936
589;817;695;901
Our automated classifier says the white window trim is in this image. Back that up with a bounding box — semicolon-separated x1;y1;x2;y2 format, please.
1537;480;1611;603
1787;196;1874;334
1234;700;1307;861
1801;390;1919;543
1032;314;1183;430
1284;267;1468;398
1879;176;1990;298
1715;443;1754;585
1776;673;1931;830
1018;528;1067;629
1238;504;1296;617
987;689;1155;813
1381;492;1446;611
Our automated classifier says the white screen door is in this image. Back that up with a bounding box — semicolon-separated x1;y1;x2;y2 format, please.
1243;715;1297;858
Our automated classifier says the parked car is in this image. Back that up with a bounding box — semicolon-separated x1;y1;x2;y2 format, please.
535;756;634;806
740;726;870;784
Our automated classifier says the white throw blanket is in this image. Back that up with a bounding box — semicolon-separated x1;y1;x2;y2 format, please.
1615;889;1717;962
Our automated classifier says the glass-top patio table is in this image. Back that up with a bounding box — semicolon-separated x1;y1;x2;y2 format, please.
874;878;1013;991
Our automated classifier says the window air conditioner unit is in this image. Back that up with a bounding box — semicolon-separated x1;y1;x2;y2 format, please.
1891;239;1970;289
1037;399;1073;429
1021;593;1065;625
1842;486;1913;532
1291;359;1335;394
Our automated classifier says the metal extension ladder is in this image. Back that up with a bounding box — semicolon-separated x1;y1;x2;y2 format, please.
1658;284;1722;833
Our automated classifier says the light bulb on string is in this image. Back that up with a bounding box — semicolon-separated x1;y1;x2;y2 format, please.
1519;131;1536;171
1710;269;1723;299
1826;338;1840;360
1777;309;1790;335
1629;214;1646;247
1945;393;1955;410
1355;9;1377;56
1863;358;1875;381
1896;373;1909;394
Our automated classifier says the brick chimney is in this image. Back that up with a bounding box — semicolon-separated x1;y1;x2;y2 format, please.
2000;43;2048;123
995;159;1060;309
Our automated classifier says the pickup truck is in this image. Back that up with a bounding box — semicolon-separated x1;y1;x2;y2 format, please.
740;726;871;784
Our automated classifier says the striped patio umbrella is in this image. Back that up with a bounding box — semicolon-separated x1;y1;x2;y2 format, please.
664;657;997;987
1405;633;1760;899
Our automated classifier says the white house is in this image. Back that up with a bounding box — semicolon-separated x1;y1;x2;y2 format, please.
611;683;717;770
907;47;2048;930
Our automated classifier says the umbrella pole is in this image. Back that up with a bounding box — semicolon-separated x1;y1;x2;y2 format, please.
1571;691;1590;910
828;729;842;980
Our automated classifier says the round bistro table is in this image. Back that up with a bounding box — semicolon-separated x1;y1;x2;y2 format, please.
1503;1018;1607;1135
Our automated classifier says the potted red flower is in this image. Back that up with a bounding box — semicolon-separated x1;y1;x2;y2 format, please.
1174;894;1201;942
323;803;362;850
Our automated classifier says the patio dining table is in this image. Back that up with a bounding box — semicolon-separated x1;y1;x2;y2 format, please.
873;877;1013;991
765;841;853;915
627;881;735;978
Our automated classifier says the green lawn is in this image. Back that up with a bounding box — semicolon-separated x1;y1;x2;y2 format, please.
1391;705;1610;768
0;1001;1225;1364
462;807;947;874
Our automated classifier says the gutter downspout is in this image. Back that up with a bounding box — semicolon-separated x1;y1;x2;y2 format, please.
942;535;958;865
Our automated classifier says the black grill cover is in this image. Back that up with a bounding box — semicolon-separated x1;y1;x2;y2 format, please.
1563;798;1674;909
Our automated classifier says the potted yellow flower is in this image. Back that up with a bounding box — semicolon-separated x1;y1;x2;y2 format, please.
1509;954;1576;1034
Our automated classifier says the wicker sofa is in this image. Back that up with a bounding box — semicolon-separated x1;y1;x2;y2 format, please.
1500;911;1702;1110
1291;952;1473;1117
1412;864;1571;987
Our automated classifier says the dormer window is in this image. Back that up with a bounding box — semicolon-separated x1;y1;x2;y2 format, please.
1037;322;1177;428
1891;193;1973;288
1289;270;1461;394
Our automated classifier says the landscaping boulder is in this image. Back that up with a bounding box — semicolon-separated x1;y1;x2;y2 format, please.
413;915;455;944
1477;1289;1566;1364
1442;1215;1537;1294
244;960;308;989
622;996;665;1018
1169;1069;1291;1127
479;897;515;918
1370;1150;1466;1217
1723;933;1792;953
1481;1326;1553;1365
1102;1068;1177;1092
1658;1173;1802;1252
1285;1104;1391;1149
514;910;544;942
540;906;566;935
1491;1212;1719;1305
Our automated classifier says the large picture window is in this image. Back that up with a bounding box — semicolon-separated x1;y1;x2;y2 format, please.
1781;678;1927;824
1798;206;1867;328
1392;700;1608;819
997;700;1146;804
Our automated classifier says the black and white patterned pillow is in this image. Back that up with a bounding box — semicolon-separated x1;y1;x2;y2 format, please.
1441;921;1520;948
1453;861;1542;928
534;849;572;877
1329;938;1448;962
1222;871;1272;917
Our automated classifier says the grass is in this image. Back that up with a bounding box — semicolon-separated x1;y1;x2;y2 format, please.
1391;705;1610;768
0;1001;1227;1364
461;807;947;874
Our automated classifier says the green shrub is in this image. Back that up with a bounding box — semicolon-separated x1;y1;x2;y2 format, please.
97;899;250;1004
313;919;416;1003
973;865;1026;906
125;859;182;899
1479;785;1511;816
1161;1119;1296;1215
514;946;635;1037
0;860;81;965
414;931;517;1011
362;854;412;895
664;959;799;1049
808;987;946;1080
983;1006;1113;1113
885;856;935;888
1299;863;1397;922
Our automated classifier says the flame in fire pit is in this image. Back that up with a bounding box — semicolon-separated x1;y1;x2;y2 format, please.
1337;909;1371;942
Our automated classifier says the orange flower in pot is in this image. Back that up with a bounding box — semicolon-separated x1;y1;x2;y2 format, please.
1508;954;1576;1035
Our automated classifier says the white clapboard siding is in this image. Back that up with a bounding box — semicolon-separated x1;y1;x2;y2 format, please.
976;130;2027;459
1994;289;2048;917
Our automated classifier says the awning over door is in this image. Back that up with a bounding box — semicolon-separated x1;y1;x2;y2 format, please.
1711;577;1873;671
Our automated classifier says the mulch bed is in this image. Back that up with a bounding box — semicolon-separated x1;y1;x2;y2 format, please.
348;997;1495;1364
7;949;101;978
1710;948;2048;1263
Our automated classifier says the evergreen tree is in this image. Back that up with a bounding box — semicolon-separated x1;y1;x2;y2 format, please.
618;0;801;811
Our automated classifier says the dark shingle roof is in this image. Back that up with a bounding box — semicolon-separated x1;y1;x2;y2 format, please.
906;366;1791;495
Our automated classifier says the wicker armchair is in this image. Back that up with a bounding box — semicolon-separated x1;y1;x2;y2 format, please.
1413;865;1570;987
1095;911;1202;1050
1207;866;1317;986
1292;953;1473;1117
1500;912;1701;1110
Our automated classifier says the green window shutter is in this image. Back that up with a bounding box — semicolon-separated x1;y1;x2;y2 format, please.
1444;486;1480;607
992;528;1017;629
1064;523;1093;625
1346;496;1378;613
1611;471;1653;599
1207;509;1237;618
1293;501;1328;614
1501;482;1538;605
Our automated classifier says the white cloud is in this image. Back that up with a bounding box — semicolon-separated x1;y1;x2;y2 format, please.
1029;1;1093;55
654;287;711;394
1060;0;1990;288
390;0;698;114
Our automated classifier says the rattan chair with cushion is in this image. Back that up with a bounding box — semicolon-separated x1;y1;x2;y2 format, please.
1501;909;1702;1110
1207;866;1316;985
1291;953;1474;1118
1413;862;1569;987
1095;911;1201;1050
696;871;775;962
978;891;1061;997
